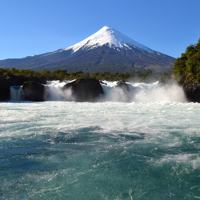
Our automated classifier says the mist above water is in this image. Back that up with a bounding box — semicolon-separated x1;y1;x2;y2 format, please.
46;80;186;103
10;80;186;103
102;81;186;103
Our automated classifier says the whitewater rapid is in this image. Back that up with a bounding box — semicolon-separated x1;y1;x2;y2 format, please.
1;83;200;200
10;80;186;103
0;102;200;199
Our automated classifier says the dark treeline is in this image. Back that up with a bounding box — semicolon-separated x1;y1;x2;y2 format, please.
0;67;171;83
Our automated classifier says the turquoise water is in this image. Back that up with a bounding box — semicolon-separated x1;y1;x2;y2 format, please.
0;102;200;200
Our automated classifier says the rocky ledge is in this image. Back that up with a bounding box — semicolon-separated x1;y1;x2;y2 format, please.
0;77;10;101
1;77;200;103
22;81;46;101
183;84;200;103
63;78;104;102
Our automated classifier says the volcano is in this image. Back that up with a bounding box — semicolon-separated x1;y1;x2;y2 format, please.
0;26;174;72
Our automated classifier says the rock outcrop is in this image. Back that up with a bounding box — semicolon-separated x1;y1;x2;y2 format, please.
115;80;135;102
63;78;104;102
183;85;200;103
0;77;10;101
22;81;45;101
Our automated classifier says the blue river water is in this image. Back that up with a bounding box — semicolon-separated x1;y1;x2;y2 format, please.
0;101;200;200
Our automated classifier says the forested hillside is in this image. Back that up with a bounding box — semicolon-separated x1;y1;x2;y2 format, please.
173;39;200;85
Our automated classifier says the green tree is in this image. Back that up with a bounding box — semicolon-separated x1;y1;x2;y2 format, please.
173;39;200;85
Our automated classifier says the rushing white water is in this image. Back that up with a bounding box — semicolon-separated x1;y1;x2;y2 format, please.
9;80;186;103
10;86;23;101
101;81;186;102
4;81;199;200
45;80;68;101
10;80;186;103
0;102;200;200
49;80;186;102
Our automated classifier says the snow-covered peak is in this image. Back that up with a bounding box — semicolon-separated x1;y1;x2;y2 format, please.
64;26;154;53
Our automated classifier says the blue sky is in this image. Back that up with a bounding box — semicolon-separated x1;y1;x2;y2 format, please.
0;0;199;59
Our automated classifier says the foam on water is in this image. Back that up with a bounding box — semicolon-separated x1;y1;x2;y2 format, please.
2;85;200;200
101;80;186;102
10;80;186;103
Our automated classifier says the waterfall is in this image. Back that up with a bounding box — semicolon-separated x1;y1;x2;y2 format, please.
44;80;186;103
10;86;23;101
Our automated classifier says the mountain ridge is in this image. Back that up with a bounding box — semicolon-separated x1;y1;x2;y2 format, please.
0;26;174;72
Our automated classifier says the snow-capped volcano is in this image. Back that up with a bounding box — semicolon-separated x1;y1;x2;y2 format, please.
0;26;174;72
65;26;153;53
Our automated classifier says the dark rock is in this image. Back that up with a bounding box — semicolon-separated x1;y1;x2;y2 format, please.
63;78;104;102
116;80;132;92
22;81;45;101
115;80;135;102
100;80;107;85
0;77;10;101
183;85;200;102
